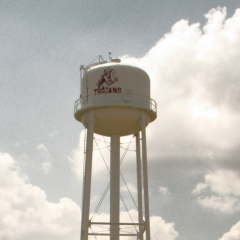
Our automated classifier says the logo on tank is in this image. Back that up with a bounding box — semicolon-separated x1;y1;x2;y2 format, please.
94;67;121;95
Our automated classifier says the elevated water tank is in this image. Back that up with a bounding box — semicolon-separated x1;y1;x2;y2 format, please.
74;62;157;136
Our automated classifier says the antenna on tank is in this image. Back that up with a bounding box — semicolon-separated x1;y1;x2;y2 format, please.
80;65;85;97
84;55;107;70
99;55;105;62
109;52;112;61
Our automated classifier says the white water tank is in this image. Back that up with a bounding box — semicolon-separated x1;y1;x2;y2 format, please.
74;62;157;136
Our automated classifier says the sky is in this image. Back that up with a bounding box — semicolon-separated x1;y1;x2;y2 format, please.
1;0;240;239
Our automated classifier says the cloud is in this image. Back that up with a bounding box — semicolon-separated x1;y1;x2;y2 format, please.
121;7;240;161
192;170;240;214
0;151;178;240
37;144;52;174
219;221;240;240
193;170;240;196
68;130;109;179
196;195;239;214
159;186;171;196
0;152;80;240
37;144;50;158
68;131;84;179
150;215;178;240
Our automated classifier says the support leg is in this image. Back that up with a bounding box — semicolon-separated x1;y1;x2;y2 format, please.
141;111;151;240
136;132;144;240
82;110;94;240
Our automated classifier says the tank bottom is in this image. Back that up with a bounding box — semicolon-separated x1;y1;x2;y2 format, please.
78;106;151;136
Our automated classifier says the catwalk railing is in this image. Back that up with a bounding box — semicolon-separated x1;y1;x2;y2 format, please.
74;93;157;114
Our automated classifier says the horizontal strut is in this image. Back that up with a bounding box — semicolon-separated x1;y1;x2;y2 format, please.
90;222;145;226
89;233;140;236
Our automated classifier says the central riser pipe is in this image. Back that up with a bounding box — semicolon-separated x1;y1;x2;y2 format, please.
110;134;120;240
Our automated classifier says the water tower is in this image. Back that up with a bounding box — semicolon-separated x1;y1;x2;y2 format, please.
74;55;157;240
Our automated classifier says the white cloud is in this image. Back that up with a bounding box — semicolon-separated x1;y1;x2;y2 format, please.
0;151;178;240
150;215;178;240
68;130;84;179
2;151;177;240
37;144;52;174
219;221;240;240
68;130;110;179
37;144;50;158
159;186;171;196
192;182;208;194
121;7;240;160
197;195;240;214
0;152;81;240
192;170;240;214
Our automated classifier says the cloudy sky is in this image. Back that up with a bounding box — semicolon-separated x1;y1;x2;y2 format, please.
1;0;240;239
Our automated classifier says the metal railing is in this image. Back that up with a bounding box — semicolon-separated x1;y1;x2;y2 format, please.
74;93;157;115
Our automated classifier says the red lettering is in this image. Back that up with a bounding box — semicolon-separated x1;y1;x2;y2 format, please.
94;87;121;95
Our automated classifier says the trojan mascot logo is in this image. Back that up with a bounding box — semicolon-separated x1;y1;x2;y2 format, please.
94;67;121;95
